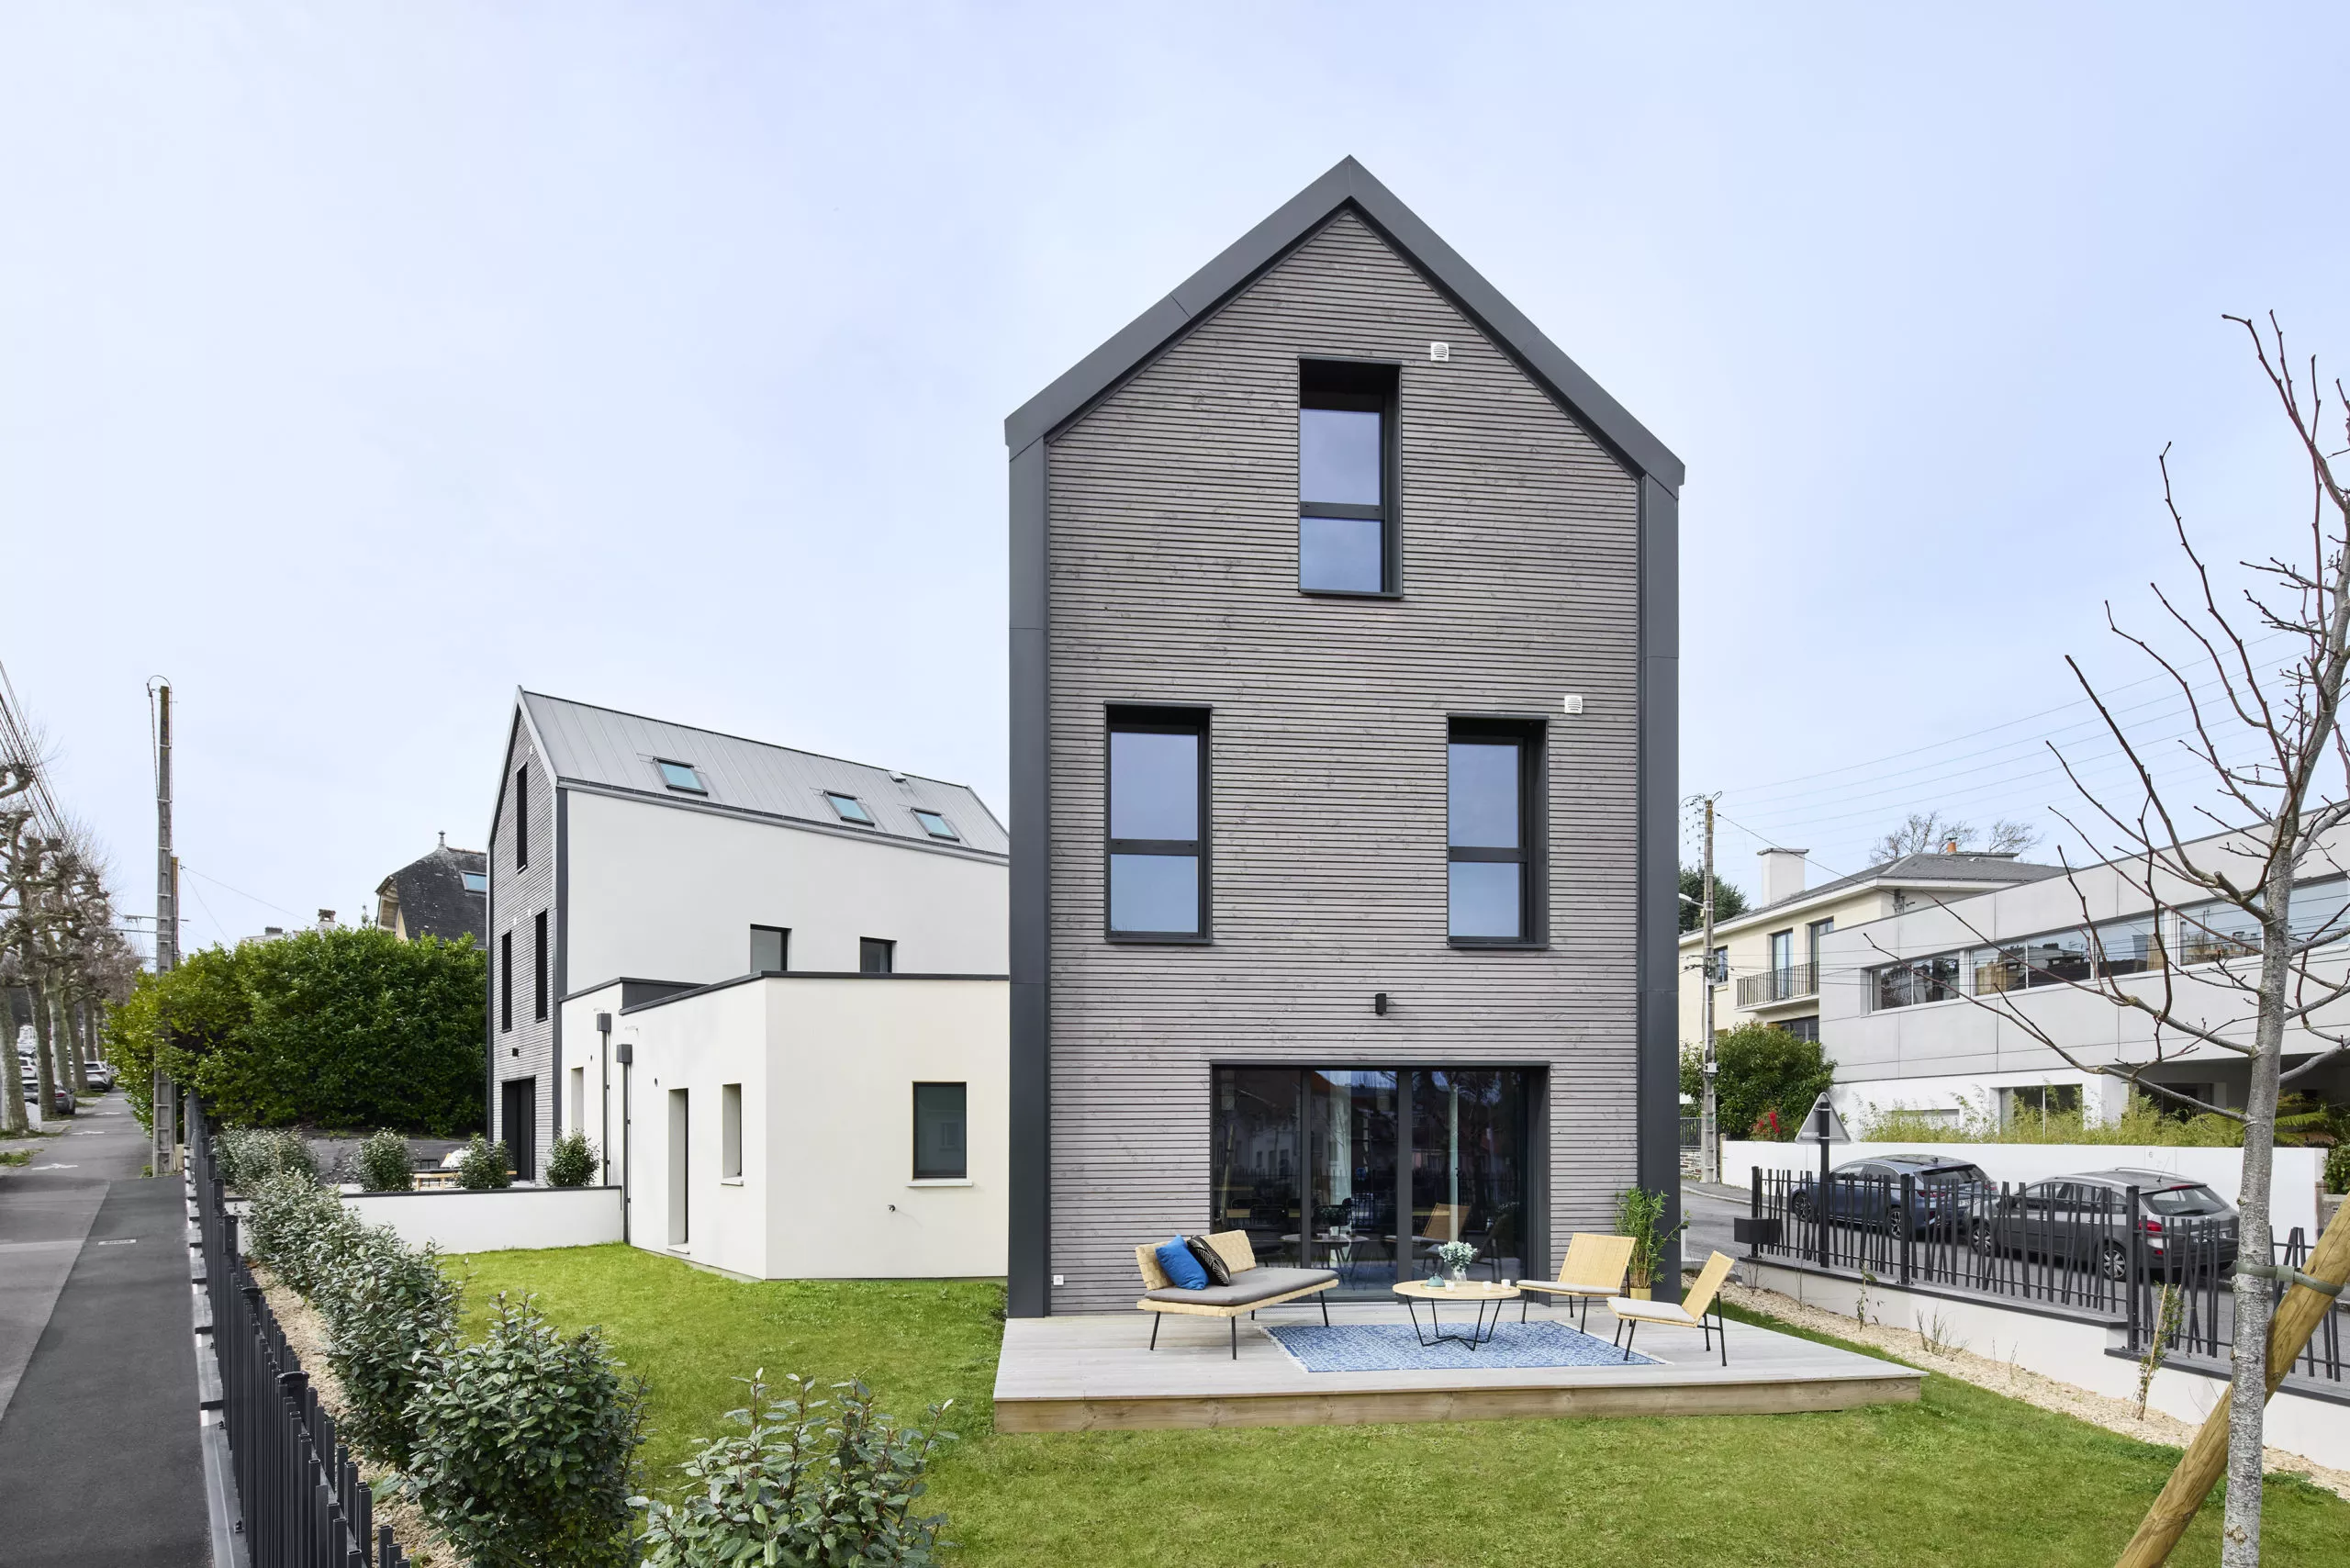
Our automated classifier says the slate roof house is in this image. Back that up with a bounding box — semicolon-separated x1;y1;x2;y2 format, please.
1005;159;1684;1316
374;835;489;946
486;691;1007;1224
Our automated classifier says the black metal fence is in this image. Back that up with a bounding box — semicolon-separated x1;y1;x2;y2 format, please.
191;1098;410;1568
1743;1166;2344;1390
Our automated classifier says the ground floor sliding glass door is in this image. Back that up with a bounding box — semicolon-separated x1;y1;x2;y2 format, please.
1211;1067;1534;1297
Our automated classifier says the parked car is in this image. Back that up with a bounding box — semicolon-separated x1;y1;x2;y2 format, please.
81;1060;113;1092
1789;1154;1993;1236
1974;1169;2236;1281
20;1070;74;1117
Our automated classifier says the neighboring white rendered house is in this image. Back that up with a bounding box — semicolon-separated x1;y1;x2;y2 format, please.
1818;826;2350;1130
486;690;1008;1279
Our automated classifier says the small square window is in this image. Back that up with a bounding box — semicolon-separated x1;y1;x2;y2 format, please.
750;925;789;974
911;809;958;841
824;791;875;825
860;937;895;975
656;759;706;793
461;871;488;894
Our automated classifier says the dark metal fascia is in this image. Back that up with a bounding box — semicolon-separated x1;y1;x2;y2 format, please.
552;786;568;1148
1002;156;1684;491
616;970;1012;1015
1634;473;1684;1298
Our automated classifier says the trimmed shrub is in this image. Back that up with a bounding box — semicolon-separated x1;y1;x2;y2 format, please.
2327;1142;2349;1196
546;1130;597;1188
245;1170;362;1299
405;1294;645;1568
636;1372;955;1568
319;1228;460;1469
456;1134;512;1191
354;1129;415;1192
215;1126;316;1193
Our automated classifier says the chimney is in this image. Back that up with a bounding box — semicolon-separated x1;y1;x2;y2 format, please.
317;909;336;929
438;830;447;849
1757;847;1808;906
1942;838;1958;855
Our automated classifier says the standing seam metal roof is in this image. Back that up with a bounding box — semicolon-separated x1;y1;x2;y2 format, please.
518;691;1006;857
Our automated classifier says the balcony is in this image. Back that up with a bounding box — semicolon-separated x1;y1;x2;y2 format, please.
1738;962;1818;1009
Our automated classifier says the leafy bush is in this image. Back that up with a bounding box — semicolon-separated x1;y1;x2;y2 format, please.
546;1130;598;1188
456;1134;512;1190
354;1129;415;1192
1679;1025;1834;1143
105;927;486;1136
2327;1142;2349;1196
214;1126;316;1192
245;1170;363;1299
405;1294;646;1568
637;1372;955;1568
318;1227;460;1469
1852;1094;2246;1148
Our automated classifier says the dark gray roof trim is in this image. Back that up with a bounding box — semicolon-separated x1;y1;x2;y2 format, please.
619;969;1012;1014
1003;156;1684;490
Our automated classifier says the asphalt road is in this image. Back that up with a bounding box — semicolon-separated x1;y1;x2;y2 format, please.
0;1093;207;1567
1684;1179;1748;1265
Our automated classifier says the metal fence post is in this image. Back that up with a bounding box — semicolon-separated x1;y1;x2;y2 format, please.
1899;1173;1915;1287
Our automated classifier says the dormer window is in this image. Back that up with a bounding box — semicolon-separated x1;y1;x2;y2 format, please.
461;871;488;894
824;791;876;826
911;809;959;842
656;759;706;793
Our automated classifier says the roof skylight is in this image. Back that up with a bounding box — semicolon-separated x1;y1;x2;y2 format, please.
656;760;707;794
911;809;959;841
823;791;876;825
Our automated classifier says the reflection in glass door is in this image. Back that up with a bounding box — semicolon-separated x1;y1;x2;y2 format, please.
1212;1069;1302;1266
1409;1070;1528;1282
1307;1070;1396;1290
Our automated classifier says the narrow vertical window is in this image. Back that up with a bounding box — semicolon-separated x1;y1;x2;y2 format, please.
667;1089;689;1245
533;910;549;1021
1107;707;1208;938
859;937;895;976
1298;360;1398;594
722;1082;743;1179
1447;720;1541;944
498;931;513;1032
913;1082;968;1180
569;1066;584;1135
515;766;529;869
750;925;789;974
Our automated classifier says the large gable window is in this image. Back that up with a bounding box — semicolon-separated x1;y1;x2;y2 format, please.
1298;360;1399;596
1107;706;1208;940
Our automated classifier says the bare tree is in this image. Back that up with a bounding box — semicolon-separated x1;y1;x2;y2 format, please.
1869;810;2042;863
1869;315;2349;1562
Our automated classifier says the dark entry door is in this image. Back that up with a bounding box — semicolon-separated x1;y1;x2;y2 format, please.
501;1077;537;1182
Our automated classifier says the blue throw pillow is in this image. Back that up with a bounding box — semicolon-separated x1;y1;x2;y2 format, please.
1155;1235;1211;1290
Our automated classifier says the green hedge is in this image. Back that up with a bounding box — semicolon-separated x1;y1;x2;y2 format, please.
106;926;485;1135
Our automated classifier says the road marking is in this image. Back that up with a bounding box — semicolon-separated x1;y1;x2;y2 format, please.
28;1164;79;1171
95;1238;139;1246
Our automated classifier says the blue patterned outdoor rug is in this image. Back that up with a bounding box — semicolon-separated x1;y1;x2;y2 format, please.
1265;1320;1659;1372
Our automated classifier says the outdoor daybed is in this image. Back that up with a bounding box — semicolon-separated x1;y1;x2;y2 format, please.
1135;1230;1337;1357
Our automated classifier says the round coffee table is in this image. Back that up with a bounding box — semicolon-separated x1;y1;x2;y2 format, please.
1393;1278;1519;1350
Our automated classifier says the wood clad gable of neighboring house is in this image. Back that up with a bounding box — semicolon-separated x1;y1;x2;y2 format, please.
487;699;561;1177
1006;160;1683;1316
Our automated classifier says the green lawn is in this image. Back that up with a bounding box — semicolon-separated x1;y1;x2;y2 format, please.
451;1245;2350;1566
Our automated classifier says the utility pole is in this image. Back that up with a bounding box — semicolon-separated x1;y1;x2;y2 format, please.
151;679;176;1175
1699;793;1721;1184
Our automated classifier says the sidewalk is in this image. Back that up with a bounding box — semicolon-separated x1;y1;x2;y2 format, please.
0;1094;207;1566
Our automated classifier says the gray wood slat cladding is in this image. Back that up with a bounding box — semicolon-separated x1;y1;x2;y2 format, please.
1045;213;1642;1313
490;722;557;1163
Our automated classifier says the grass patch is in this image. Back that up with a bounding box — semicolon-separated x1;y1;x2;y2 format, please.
453;1245;2350;1566
0;1148;28;1167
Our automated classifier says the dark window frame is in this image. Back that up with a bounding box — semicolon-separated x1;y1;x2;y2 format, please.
1445;716;1548;949
912;1081;969;1180
859;937;896;975
533;910;549;1022
822;790;877;827
1297;358;1403;599
515;765;529;869
1105;704;1212;944
498;930;513;1033
910;808;959;841
750;924;789;974
655;758;707;794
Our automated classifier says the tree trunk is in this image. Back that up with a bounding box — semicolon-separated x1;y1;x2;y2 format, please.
2;989;26;1135
28;979;57;1125
2219;858;2294;1564
65;996;89;1095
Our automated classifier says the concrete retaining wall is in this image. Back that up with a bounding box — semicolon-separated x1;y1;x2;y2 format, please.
340;1186;622;1254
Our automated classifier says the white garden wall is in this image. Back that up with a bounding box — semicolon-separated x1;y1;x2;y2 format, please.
1723;1141;2326;1242
1742;1256;2350;1472
340;1186;623;1254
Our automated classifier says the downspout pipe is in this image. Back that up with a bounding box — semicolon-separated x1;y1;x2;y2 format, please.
615;1037;632;1246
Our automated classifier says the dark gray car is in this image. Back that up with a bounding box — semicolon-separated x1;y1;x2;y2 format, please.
1977;1168;2236;1280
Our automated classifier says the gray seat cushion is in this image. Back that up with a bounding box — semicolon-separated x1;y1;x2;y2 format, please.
1142;1267;1337;1308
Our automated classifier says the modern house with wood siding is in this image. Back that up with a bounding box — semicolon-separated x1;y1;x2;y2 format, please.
1005;159;1684;1317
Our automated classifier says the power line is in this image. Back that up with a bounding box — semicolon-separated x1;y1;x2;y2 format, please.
179;863;303;920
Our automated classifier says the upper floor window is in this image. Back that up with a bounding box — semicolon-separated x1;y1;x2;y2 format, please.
1107;706;1208;939
860;937;896;975
656;759;706;794
823;791;876;826
750;925;789;974
514;766;529;869
461;870;488;895
1448;719;1541;945
911;809;959;842
1298;360;1398;596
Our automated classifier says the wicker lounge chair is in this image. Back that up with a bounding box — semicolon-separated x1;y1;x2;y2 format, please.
1512;1232;1635;1328
1611;1249;1736;1366
1135;1230;1337;1358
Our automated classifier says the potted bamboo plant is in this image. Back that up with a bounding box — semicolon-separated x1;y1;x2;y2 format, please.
1615;1186;1688;1300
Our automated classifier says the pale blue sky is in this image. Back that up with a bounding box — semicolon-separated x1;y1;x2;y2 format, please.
5;4;2344;947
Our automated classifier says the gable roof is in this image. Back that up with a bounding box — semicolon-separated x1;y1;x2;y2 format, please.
514;690;1007;857
375;842;488;946
1683;852;2067;943
1003;156;1683;489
